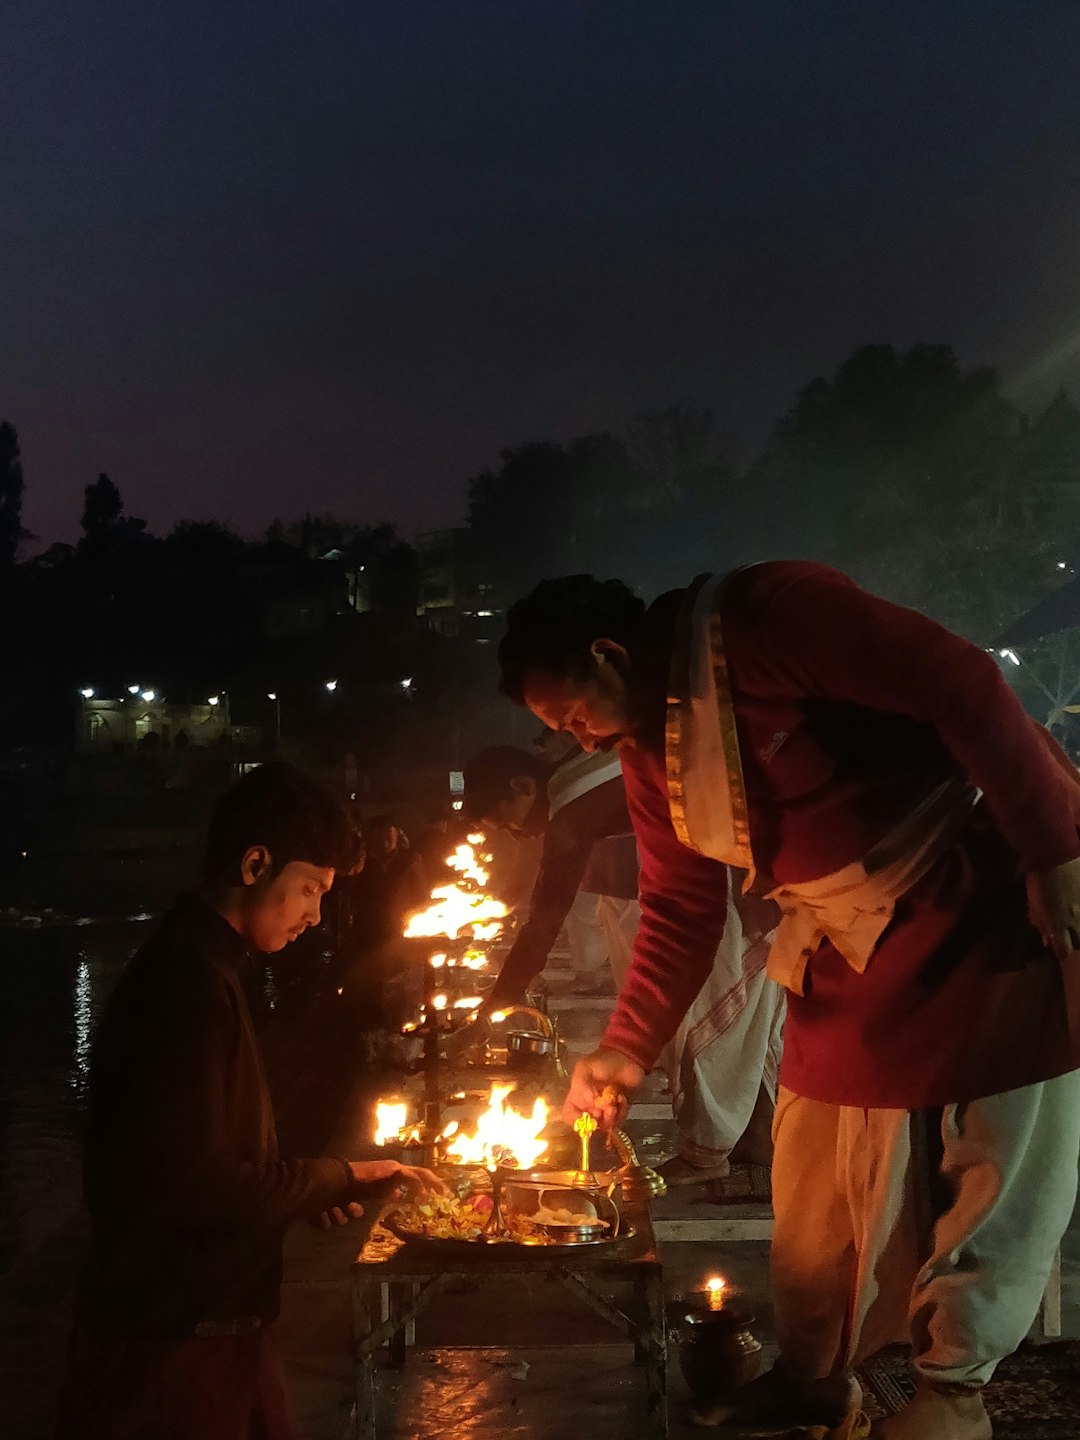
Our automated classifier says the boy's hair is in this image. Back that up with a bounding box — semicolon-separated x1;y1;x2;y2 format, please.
498;575;646;704
462;746;545;821
203;762;363;885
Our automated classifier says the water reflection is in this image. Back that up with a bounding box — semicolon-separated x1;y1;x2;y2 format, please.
72;954;93;1096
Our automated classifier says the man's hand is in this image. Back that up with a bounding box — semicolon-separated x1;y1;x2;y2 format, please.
1027;857;1080;960
348;1160;447;1195
561;1047;645;1128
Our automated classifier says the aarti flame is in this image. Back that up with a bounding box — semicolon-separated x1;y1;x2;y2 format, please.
403;836;508;942
441;1083;551;1170
374;1100;409;1147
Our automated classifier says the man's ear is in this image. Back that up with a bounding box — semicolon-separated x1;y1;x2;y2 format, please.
590;638;630;673
509;774;538;802
239;845;273;888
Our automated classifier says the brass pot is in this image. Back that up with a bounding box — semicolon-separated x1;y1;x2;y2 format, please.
667;1298;762;1405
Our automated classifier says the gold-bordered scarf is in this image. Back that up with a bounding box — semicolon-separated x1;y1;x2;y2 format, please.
665;572;755;883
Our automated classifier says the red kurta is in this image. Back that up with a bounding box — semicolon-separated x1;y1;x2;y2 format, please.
602;561;1080;1108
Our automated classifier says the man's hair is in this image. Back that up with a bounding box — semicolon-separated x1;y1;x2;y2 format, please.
498;576;646;704
203;762;363;885
463;746;545;820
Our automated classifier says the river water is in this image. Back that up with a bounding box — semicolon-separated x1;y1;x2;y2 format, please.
0;924;139;1276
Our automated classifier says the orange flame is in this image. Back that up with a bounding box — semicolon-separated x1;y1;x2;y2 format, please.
442;1083;551;1170
403;837;508;942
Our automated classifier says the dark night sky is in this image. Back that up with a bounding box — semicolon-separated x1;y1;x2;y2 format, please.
5;0;1080;547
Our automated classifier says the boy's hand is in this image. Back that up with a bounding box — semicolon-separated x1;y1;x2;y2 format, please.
348;1159;447;1195
312;1201;365;1229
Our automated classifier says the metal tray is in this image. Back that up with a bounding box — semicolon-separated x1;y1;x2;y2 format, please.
381;1208;635;1261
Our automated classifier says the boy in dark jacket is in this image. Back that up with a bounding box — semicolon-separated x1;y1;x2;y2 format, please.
57;763;440;1439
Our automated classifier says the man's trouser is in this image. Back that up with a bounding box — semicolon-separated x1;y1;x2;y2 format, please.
770;1070;1080;1387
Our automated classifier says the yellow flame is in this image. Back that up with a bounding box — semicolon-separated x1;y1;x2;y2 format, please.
442;1083;551;1170
453;995;483;1009
432;993;448;1011
705;1276;727;1310
403;839;508;942
404;883;508;941
374;1100;408;1146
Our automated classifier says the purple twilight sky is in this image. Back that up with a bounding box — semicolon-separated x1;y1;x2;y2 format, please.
4;0;1080;548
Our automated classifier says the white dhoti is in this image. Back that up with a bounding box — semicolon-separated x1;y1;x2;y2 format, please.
771;1069;1080;1387
597;890;785;1163
564;889;609;979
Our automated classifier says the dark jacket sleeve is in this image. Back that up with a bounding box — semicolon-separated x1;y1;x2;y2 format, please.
92;965;354;1232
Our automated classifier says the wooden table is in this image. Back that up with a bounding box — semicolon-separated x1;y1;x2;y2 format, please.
350;1198;667;1440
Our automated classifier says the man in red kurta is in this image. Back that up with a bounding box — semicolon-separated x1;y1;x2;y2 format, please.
497;562;1080;1440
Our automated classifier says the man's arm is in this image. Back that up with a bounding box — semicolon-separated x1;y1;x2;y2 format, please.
487;806;601;1006
598;746;729;1073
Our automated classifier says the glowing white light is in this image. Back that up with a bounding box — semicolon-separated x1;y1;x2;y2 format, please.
998;649;1022;667
432;993;448;1011
325;679;338;692
267;691;277;701
208;695;220;706
374;1100;409;1146
79;687;95;699
141;690;156;702
400;677;413;690
453;995;483;1009
477;609;494;617
127;685;140;695
1058;561;1068;570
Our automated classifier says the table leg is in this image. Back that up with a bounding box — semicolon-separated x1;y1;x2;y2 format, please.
352;1277;379;1440
632;1276;648;1366
388;1282;408;1369
642;1271;668;1440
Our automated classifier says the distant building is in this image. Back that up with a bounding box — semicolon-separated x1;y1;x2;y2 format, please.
416;528;499;638
77;697;258;754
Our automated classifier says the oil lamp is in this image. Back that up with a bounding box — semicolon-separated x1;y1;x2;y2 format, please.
667;1274;761;1406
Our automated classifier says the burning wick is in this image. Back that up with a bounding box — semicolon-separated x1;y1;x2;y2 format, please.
490;1010;507;1024
705;1276;727;1311
374;1100;408;1147
432;993;448;1011
430;953;447;968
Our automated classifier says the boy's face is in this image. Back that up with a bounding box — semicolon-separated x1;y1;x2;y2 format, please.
239;853;334;952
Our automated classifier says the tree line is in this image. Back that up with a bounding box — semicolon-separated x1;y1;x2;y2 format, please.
3;339;1080;751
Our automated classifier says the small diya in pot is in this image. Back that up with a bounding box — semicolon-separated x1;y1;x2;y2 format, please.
667;1278;762;1407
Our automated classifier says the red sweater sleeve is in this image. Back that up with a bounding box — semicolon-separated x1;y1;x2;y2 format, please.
600;745;729;1071
732;563;1080;872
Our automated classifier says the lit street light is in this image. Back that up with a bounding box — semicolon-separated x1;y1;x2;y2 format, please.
127;685;140;695
141;690;156;702
79;687;95;699
267;692;281;743
325;679;338;693
208;695;220;707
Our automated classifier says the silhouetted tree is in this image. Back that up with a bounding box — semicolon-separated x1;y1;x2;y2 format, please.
0;421;25;568
750;343;1042;640
79;473;149;559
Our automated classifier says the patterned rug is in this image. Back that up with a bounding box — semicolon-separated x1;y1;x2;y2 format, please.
860;1342;1080;1437
704;1163;773;1204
